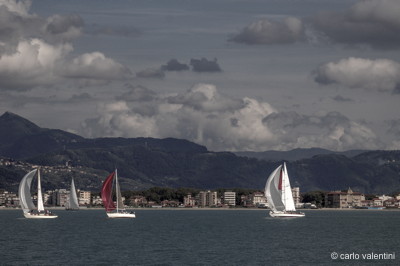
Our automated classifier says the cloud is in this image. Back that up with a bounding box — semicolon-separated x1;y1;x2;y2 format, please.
386;119;400;149
62;52;132;81
190;58;222;72
229;17;304;45
332;95;354;102
0;0;131;90
81;83;382;151
69;92;92;102
229;0;400;49
136;67;165;79
0;38;72;89
161;59;189;71
44;14;84;42
309;0;400;49
263;111;381;151
313;57;400;92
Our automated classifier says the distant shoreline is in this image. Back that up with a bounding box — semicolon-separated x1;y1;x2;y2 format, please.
2;207;400;211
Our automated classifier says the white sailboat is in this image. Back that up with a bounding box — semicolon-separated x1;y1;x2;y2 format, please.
265;162;305;218
18;168;58;219
101;169;135;218
66;177;79;210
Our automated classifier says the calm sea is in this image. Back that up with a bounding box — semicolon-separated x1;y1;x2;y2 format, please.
0;209;399;265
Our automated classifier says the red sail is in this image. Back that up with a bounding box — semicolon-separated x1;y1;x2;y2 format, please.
101;172;116;212
278;168;283;191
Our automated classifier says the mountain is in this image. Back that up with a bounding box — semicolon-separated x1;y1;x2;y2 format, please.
0;112;205;159
0;112;85;159
0;111;400;194
235;148;365;161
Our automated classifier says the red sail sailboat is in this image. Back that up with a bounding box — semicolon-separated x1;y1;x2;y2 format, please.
101;169;135;218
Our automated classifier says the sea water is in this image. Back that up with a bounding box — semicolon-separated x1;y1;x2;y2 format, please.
0;209;399;265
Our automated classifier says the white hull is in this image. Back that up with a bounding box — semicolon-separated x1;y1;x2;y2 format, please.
24;213;58;219
106;212;136;218
269;211;305;218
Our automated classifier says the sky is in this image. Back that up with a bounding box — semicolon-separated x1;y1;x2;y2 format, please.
0;0;399;152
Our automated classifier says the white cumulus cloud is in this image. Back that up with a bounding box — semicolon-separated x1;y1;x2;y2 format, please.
230;17;304;45
81;83;383;151
0;0;131;90
313;57;400;92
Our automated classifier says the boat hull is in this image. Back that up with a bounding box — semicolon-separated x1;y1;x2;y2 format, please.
106;212;136;218
269;211;305;218
23;212;58;219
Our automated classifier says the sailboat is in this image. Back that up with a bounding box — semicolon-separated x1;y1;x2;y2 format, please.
65;177;79;210
265;162;305;218
18;168;58;219
101;169;135;218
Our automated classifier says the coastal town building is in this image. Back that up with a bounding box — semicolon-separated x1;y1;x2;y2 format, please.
223;191;236;206
130;196;148;207
183;194;196;207
197;191;218;207
250;192;267;207
292;187;301;205
78;190;91;205
325;188;365;208
53;189;69;207
92;195;102;206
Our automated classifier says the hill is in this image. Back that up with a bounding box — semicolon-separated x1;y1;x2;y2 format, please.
235;148;365;161
0;112;400;194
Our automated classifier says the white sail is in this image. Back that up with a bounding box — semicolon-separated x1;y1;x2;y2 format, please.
68;177;80;210
282;162;296;211
115;170;125;211
265;165;285;212
18;169;37;213
36;169;45;212
265;163;304;217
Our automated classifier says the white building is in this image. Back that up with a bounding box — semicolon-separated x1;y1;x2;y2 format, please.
197;191;218;207
251;192;267;207
78;190;91;205
183;194;196;207
292;187;301;206
223;191;236;206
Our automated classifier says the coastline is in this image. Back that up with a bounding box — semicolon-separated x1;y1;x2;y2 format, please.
2;206;399;211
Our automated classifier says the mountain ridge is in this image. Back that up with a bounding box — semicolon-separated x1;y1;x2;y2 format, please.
0;111;399;194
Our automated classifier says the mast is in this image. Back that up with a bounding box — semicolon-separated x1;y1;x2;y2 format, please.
115;169;119;212
37;169;45;212
282;162;296;211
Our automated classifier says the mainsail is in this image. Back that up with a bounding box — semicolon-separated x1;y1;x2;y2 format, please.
37;170;45;212
18;169;37;213
101;172;116;212
282;163;296;211
115;170;125;211
265;165;285;212
68;177;80;210
265;162;296;212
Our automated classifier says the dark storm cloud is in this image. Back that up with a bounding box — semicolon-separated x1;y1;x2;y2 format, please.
45;14;84;40
161;59;189;71
308;0;400;49
230;17;304;45
190;58;222;72
230;0;400;49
